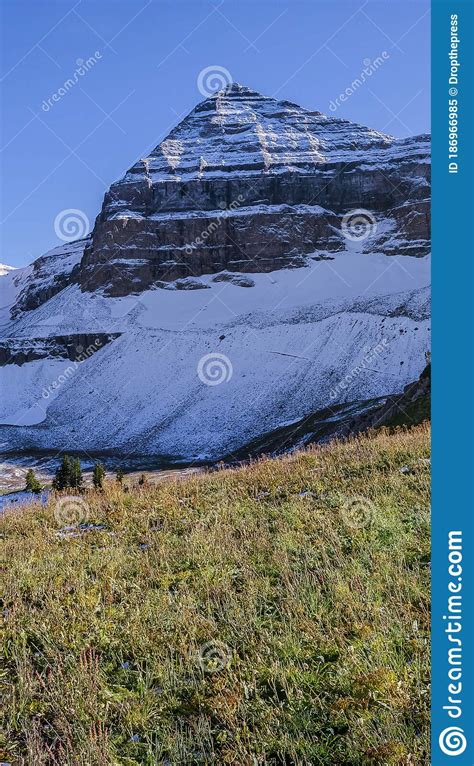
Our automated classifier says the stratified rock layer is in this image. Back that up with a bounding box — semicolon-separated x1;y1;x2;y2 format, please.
79;84;430;296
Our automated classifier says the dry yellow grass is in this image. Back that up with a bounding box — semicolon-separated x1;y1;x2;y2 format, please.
1;424;430;765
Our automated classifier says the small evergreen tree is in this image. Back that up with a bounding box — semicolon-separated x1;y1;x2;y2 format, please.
70;458;83;490
93;463;105;489
116;467;124;484
53;455;72;491
25;468;42;494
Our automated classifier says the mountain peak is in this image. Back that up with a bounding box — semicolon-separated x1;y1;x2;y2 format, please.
80;78;429;297
214;81;256;95
209;82;276;101
193;81;284;114
204;82;305;111
197;81;299;110
132;83;395;183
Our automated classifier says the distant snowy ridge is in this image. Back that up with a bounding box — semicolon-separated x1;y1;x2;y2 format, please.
0;264;16;276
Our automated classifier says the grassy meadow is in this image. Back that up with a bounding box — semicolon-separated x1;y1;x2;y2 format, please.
1;424;430;765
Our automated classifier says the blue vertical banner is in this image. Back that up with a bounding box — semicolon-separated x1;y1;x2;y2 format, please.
432;0;474;763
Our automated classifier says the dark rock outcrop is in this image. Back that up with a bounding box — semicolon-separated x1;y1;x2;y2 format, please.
346;362;431;431
0;333;120;366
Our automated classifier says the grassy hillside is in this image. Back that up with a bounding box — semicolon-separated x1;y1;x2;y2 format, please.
1;425;430;766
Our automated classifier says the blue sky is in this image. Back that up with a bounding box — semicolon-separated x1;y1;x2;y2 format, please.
1;0;430;267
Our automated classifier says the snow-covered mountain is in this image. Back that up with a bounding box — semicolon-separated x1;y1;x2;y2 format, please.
81;83;429;295
0;83;430;463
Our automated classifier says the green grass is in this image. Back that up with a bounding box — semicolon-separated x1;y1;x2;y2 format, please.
1;424;430;765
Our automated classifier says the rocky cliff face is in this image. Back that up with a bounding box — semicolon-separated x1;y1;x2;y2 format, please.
79;83;430;296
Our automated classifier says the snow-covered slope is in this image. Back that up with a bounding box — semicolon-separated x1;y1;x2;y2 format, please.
0;264;16;277
0;265;29;326
1;245;430;460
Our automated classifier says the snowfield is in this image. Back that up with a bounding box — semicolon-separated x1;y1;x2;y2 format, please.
0;245;430;461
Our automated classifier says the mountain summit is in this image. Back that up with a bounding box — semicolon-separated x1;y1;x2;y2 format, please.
118;81;395;180
79;86;430;295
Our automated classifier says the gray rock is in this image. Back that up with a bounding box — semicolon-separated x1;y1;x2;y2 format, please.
174;277;210;290
230;276;255;288
212;272;255;287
